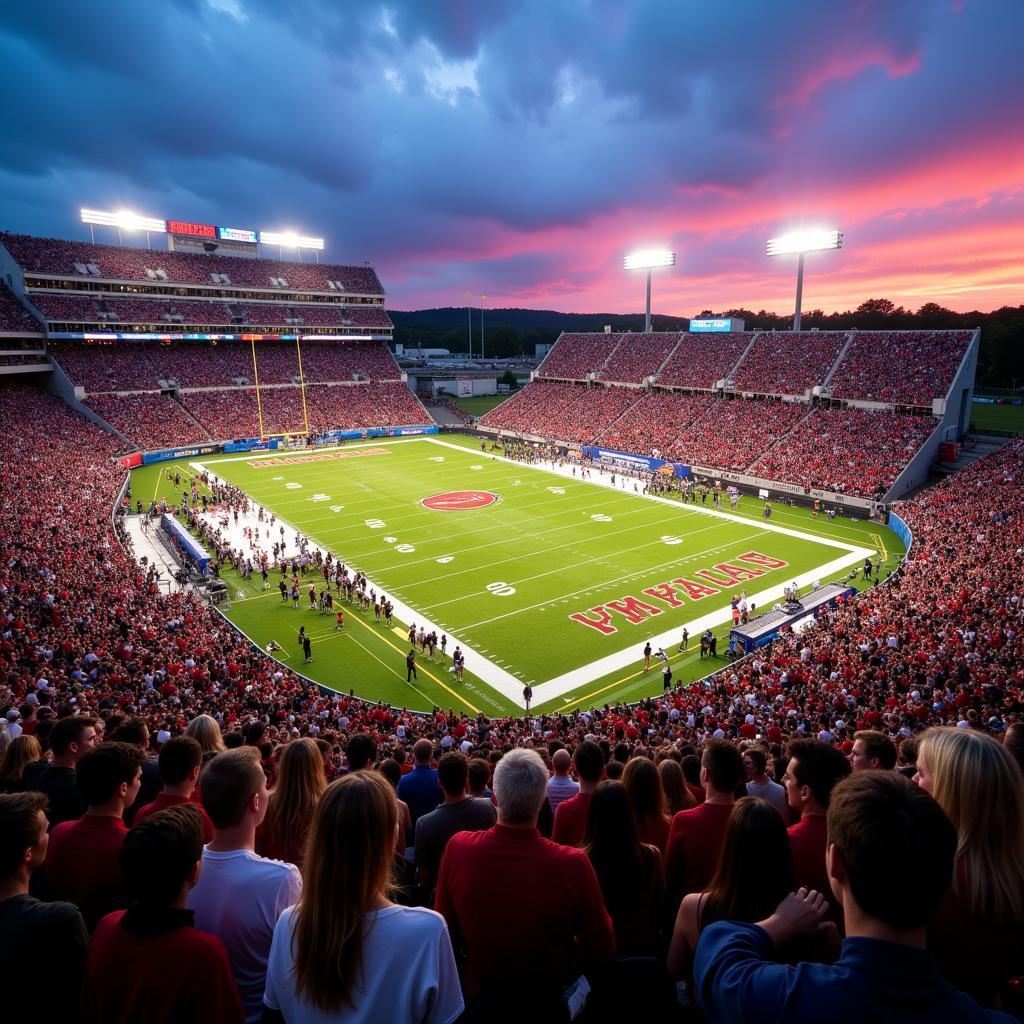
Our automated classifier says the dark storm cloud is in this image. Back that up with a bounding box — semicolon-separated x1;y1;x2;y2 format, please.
1;0;1022;311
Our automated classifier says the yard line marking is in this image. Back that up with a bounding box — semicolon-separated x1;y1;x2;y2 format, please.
346;612;480;713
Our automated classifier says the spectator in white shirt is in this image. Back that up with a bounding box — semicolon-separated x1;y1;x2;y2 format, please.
263;771;462;1024
187;747;302;1024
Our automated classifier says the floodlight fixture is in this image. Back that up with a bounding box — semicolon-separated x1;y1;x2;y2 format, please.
766;228;843;330
623;249;676;271
624;249;676;331
766;230;842;257
259;230;325;251
80;208;166;233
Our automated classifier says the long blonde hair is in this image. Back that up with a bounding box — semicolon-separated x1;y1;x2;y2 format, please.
291;771;397;1012
185;714;226;754
263;739;326;865
917;727;1024;921
0;734;42;783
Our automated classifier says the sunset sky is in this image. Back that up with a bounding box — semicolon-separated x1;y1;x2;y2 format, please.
2;1;1022;315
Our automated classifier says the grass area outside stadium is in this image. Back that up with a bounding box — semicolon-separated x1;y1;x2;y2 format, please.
129;433;904;715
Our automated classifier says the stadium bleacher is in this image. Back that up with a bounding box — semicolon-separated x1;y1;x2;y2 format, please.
731;330;848;395
0;283;44;334
598;332;679;384
749;407;938;497
656;331;750;389
537;332;622;380
829;329;973;406
1;232;384;294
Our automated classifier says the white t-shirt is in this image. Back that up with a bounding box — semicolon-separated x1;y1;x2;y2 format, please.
264;904;463;1024
187;847;303;1024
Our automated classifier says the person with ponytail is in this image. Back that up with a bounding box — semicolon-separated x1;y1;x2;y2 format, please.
262;771;463;1023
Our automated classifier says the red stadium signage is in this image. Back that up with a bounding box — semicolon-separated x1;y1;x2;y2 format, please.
167;219;217;239
422;490;498;511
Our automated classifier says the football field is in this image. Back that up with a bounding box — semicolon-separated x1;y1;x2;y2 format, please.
158;434;898;714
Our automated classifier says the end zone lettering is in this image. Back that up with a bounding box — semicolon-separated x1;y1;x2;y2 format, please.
569;551;790;635
250;448;390;468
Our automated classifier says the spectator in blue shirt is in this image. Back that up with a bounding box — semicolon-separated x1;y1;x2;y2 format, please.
396;739;442;828
694;772;1015;1024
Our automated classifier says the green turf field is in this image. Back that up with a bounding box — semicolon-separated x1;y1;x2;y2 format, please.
129;434;903;714
453;394;509;416
969;400;1024;434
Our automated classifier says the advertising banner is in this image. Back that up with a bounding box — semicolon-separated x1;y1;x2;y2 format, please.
141;443;221;465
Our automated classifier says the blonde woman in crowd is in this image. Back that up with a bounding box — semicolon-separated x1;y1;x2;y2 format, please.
915;727;1024;1010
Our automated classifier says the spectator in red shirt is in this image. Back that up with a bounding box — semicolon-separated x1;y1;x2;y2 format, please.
665;740;744;902
0;792;88;1022
43;741;145;930
849;730;898;772
435;748;615;1017
784;739;851;907
658;758;696;817
551;740;604;846
135;736;214;843
83;803;243;1024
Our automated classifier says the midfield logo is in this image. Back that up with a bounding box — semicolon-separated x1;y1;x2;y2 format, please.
421;490;499;511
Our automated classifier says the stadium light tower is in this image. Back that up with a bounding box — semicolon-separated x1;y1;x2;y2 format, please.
624;250;676;332
465;291;473;358
766;229;843;331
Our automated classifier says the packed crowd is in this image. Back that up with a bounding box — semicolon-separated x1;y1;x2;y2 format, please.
657;333;750;389
830;330;973;406
481;381;636;443
49;339;402;394
731;331;849;395
2;232;385;295
0;283;44;334
668;397;807;470
595;391;717;455
84;394;211;452
538;333;622;380
751;407;938;498
598;333;680;384
0;376;1022;1019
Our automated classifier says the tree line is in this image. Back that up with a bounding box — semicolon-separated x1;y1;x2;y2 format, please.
390;300;1022;390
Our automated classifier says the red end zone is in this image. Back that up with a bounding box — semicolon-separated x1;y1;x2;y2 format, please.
422;490;499;511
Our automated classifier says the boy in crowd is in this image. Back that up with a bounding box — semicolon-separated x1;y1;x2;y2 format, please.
84;804;243;1024
0;793;88;1020
694;772;1015;1023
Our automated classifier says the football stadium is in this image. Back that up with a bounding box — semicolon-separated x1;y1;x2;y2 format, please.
1;3;1022;1022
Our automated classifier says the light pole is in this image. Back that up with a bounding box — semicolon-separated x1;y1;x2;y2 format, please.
465;291;473;358
766;230;843;331
480;293;486;360
624;250;676;332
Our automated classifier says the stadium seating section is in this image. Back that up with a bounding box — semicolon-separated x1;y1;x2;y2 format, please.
537;333;621;380
28;292;393;331
829;330;972;406
750;407;938;498
731;330;848;394
598;332;679;384
0;283;44;334
1;232;384;294
655;331;749;389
